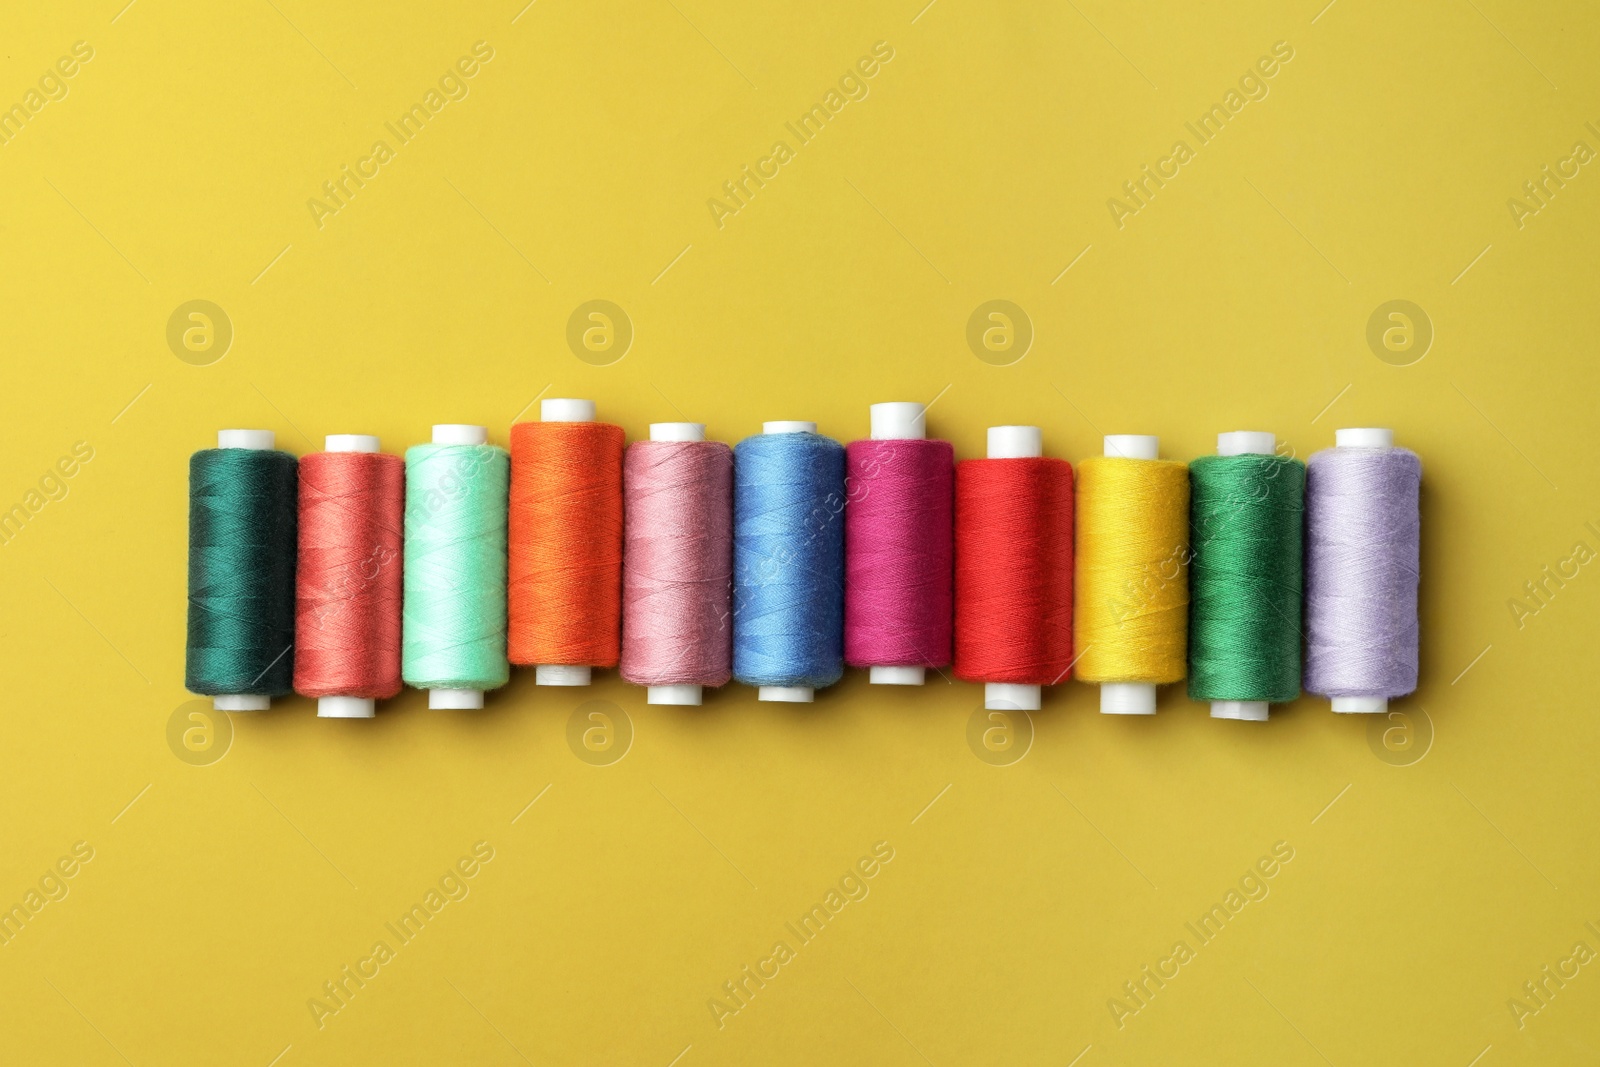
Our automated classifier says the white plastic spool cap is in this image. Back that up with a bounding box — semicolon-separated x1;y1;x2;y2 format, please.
870;402;926;441
542;398;596;423
213;430;278;710
1336;427;1394;449
432;424;487;445
649;684;703;705
871;666;926;685
218;429;274;451
980;427;1045;708
325;434;379;453
430;688;484;710
986;682;1040;711
1329;426;1395;715
763;421;816;435
1207;432;1276;722
537;665;593;686
1100;435;1160;715
319;695;376;719
760;685;814;702
651;423;705;443
987;425;1042;459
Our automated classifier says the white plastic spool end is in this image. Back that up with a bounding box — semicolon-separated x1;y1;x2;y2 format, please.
985;682;1040;711
871;666;926;686
648;684;703;705
214;694;270;711
1332;696;1389;714
536;665;592;686
1336;427;1394;449
218;429;275;451
760;685;814;702
432;424;487;446
1101;683;1156;715
1104;434;1159;460
542;398;596;423
429;688;483;709
650;423;705;443
325;434;379;454
870;402;927;441
986;426;1042;459
1217;431;1276;457
1211;700;1269;722
319;696;376;719
763;421;816;435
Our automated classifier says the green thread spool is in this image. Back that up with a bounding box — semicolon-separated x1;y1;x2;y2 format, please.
1187;432;1305;721
186;429;298;710
403;424;510;708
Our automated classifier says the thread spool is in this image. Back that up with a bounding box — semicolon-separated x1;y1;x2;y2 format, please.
186;429;298;711
1305;427;1422;713
620;422;733;706
508;398;625;686
845;402;954;686
402;425;510;709
733;422;847;702
1074;435;1190;715
295;435;405;719
1187;432;1305;722
953;426;1074;711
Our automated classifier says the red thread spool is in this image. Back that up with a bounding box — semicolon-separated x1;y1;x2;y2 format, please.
954;426;1074;710
508;402;625;681
294;437;405;717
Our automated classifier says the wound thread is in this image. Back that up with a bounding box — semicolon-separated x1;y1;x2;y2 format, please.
620;438;734;687
733;429;846;690
1187;453;1305;704
1074;456;1190;685
294;448;405;701
953;456;1075;684
844;438;954;670
402;440;510;692
507;419;625;668
186;443;298;698
1305;440;1422;701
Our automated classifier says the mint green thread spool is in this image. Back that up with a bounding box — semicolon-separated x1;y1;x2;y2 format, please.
403;425;510;708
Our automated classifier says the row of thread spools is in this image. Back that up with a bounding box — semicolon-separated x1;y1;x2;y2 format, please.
185;400;1421;721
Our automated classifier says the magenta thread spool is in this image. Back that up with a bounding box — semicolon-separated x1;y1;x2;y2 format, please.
844;402;954;685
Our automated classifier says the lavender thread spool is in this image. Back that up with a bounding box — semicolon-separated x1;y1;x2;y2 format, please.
1304;427;1422;713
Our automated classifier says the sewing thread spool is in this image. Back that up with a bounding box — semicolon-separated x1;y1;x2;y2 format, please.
845;402;954;685
402;425;510;708
953;426;1074;711
1074;435;1190;715
620;422;733;705
733;422;846;702
295;435;405;719
508;398;625;686
1187;432;1305;722
186;429;298;711
1305;427;1422;713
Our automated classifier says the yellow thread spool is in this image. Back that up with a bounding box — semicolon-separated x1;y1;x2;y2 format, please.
1074;435;1190;714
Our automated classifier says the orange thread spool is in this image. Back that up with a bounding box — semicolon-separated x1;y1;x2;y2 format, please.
508;417;625;670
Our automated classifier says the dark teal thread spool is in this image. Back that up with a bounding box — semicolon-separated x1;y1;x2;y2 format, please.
186;430;299;709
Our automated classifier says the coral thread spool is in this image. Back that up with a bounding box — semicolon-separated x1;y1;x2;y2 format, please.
620;422;734;706
508;398;625;685
1305;427;1422;714
186;429;297;711
295;435;404;719
953;425;1075;711
1073;435;1190;715
845;402;954;685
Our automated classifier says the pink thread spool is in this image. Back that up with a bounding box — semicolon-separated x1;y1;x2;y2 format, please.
620;422;734;705
844;402;955;685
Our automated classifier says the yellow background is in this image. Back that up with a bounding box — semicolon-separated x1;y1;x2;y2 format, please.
2;0;1597;1063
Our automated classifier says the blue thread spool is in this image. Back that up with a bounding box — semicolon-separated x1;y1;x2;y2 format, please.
733;422;846;701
